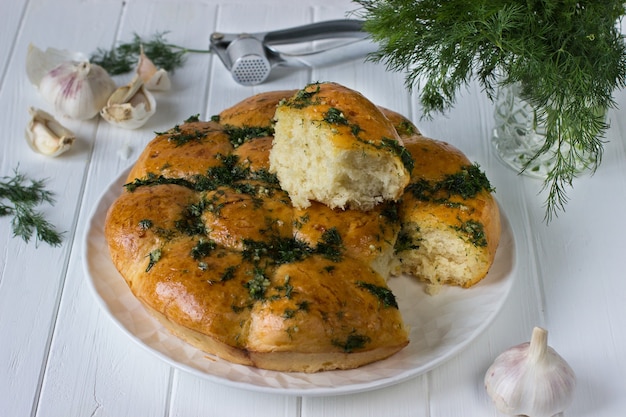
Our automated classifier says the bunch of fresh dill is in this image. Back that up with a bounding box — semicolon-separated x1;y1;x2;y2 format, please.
355;0;626;220
0;169;63;246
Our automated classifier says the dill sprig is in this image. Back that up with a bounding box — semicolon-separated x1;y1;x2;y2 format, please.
90;32;210;75
355;0;626;220
0;169;64;246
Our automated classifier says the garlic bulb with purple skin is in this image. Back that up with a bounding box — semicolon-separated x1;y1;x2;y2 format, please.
26;44;116;120
484;327;576;417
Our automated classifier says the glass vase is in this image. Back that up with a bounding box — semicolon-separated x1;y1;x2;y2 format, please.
491;83;599;179
491;83;553;178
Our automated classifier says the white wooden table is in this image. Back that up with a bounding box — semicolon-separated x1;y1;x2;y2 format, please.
2;1;625;416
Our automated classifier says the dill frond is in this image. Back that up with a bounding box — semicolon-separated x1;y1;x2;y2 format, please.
0;169;64;246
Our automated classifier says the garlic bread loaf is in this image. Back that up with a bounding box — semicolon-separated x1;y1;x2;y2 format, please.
104;83;501;374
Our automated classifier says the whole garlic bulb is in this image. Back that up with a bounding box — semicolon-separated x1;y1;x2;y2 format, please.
25;107;76;157
26;44;116;120
484;327;576;417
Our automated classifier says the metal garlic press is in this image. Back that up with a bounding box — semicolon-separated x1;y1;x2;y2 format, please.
210;19;376;86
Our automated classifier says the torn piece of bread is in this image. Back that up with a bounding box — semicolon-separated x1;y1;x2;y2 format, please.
269;82;413;210
395;135;501;293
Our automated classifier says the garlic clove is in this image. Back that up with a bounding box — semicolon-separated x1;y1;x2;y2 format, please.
100;75;157;129
485;327;576;417
135;46;171;91
27;44;115;120
25;107;76;157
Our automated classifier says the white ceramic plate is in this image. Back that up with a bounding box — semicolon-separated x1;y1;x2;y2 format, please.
84;169;517;396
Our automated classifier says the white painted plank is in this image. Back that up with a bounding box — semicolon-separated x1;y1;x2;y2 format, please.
0;1;123;416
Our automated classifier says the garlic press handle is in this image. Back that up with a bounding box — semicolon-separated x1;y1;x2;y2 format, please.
263;19;378;69
263;19;370;45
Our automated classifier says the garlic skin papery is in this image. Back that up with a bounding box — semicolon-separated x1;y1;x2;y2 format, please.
136;46;171;91
25;107;76;157
484;327;576;417
100;76;156;129
26;44;116;120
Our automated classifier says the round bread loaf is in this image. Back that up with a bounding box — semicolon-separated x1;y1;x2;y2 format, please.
394;135;501;293
269;82;413;210
104;85;501;373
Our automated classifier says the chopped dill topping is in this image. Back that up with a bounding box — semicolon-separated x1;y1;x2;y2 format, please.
332;333;371;352
406;164;494;201
292;213;310;230
125;154;278;196
394;228;421;253
241;236;312;265
222;125;274;147
190;238;217;260
124;173;193;192
284;82;321;109
185;114;201;123
356;281;399;308
406;178;431;201
379;202;400;223
454;219;487;247
438;164;494;199
381;137;415;174
221;265;237;282
249;169;280;186
174;200;208;236
323;107;350;125
167;128;208;147
315;227;344;262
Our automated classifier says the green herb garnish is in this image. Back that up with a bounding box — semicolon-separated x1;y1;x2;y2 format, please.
0;169;63;247
190;238;217;260
90;32;211;75
356;0;626;220
315;227;344;262
332;333;371;352
323;107;350;125
453;219;488;247
356;281;399;309
406;164;493;201
381;137;414;174
223;125;274;148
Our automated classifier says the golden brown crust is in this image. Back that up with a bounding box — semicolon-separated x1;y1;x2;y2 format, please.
378;106;420;139
218;90;296;128
126;121;233;182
